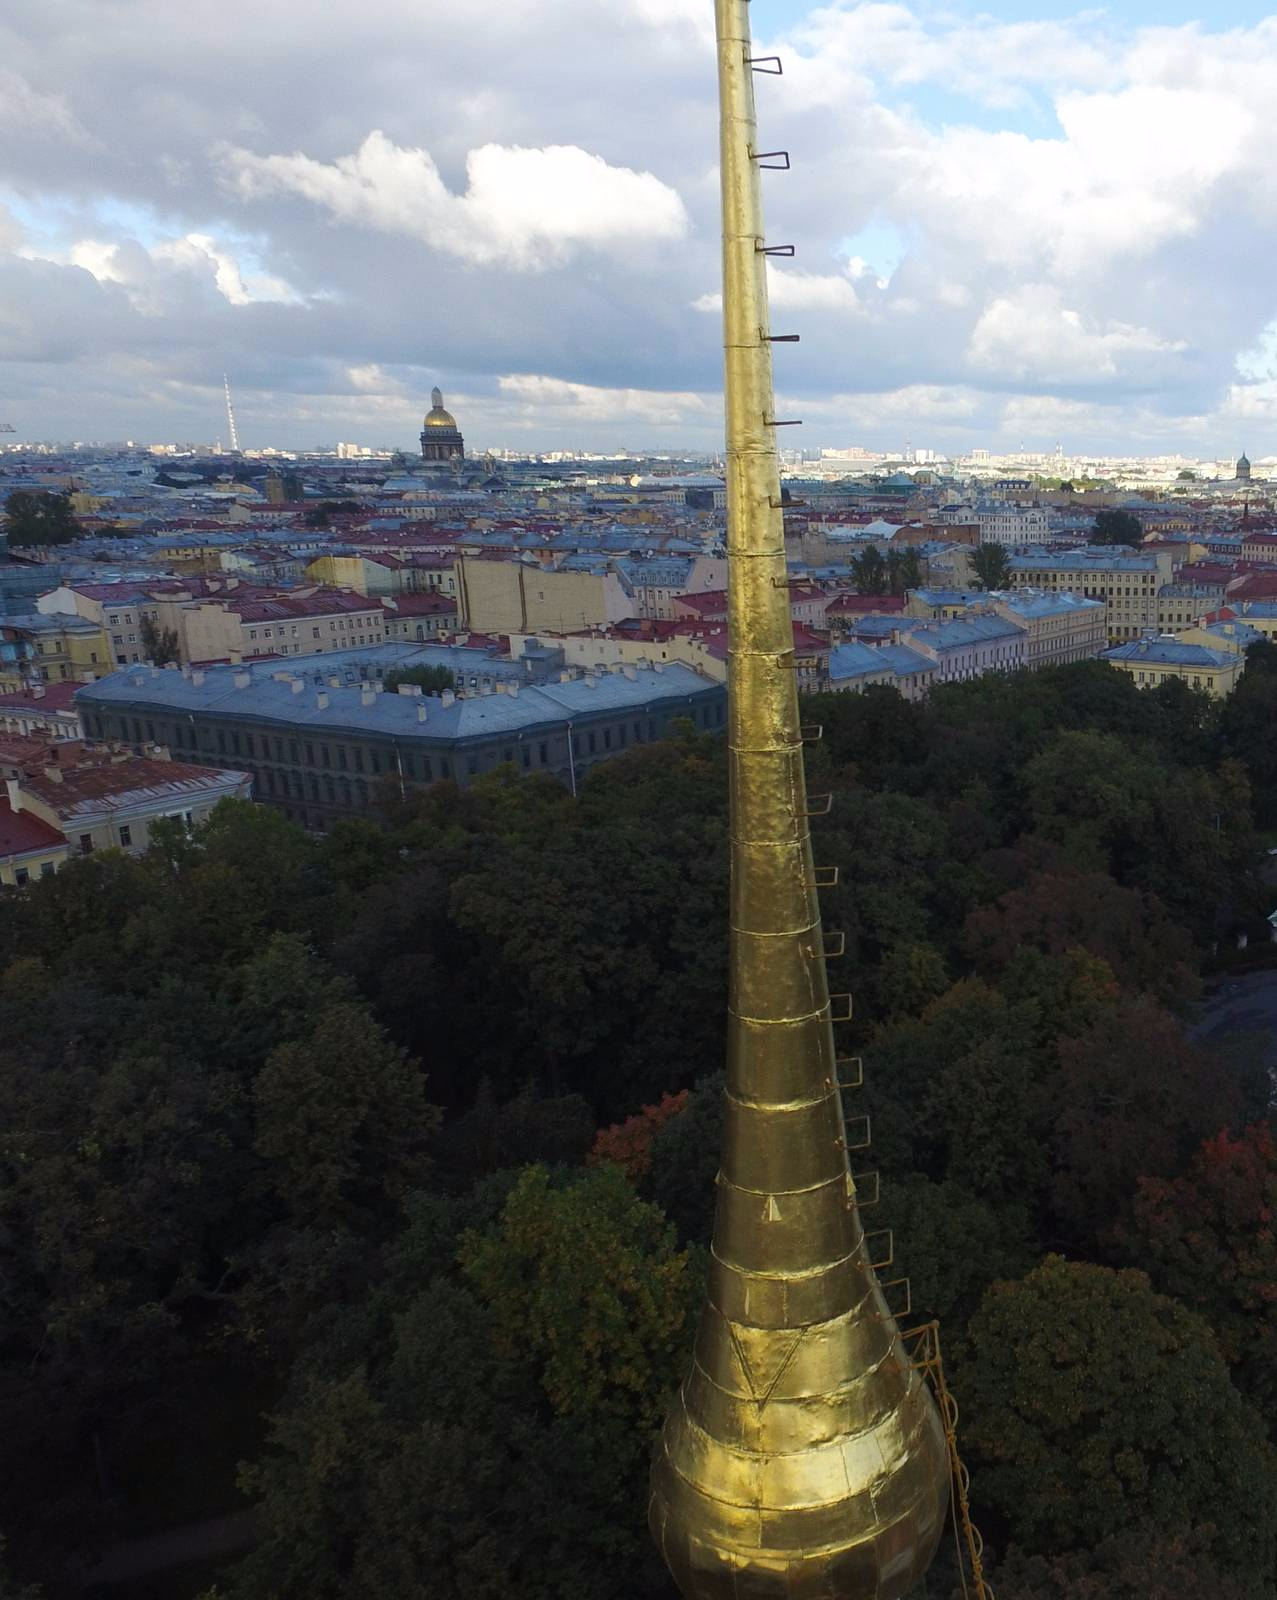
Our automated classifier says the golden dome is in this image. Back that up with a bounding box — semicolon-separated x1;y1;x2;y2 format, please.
423;385;459;431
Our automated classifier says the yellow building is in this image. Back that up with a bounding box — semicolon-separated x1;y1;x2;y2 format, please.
1102;636;1245;696
507;627;729;683
1009;549;1176;641
0;795;68;884
306;553;405;597
4;613;111;683
457;559;634;635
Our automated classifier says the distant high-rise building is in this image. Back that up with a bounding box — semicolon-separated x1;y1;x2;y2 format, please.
420;387;465;464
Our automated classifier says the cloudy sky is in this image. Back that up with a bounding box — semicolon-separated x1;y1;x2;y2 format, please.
3;0;1277;455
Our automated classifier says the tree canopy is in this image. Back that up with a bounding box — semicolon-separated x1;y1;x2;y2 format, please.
3;489;80;547
0;658;1274;1593
1089;508;1143;547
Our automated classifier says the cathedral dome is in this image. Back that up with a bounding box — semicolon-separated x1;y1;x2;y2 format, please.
423;385;459;431
419;385;465;464
1237;450;1252;480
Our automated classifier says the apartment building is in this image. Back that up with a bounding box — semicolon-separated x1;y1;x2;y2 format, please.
1102;637;1245;697
990;591;1107;667
1007;550;1177;641
382;592;459;643
2;741;249;875
1;612;112;683
76;657;726;830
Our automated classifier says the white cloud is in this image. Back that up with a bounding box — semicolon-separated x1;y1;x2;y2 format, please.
693;260;871;315
59;231;301;312
0;68;89;144
968;285;1187;382
497;374;714;425
222;131;690;270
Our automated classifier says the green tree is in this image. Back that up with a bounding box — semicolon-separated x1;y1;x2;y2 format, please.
1220;641;1277;826
1117;1124;1277;1432
989;1531;1248;1600
885;546;923;595
382;663;456;695
971;542;1012;590
3;490;80;547
226;1168;697;1600
459;1164;695;1429
959;1256;1277;1588
1051;996;1264;1244
1089;508;1143;547
139;614;181;666
850;545;888;595
254;1001;439;1229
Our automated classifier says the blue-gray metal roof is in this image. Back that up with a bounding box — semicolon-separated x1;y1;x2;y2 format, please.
1102;639;1238;667
77;659;720;744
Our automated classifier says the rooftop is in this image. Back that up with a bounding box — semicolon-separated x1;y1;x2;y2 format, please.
16;758;249;821
77;659;721;745
0;796;65;860
1102;638;1240;668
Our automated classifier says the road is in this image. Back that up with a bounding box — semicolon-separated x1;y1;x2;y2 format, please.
1193;970;1277;1078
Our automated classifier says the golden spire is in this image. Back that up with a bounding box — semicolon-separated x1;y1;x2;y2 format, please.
648;3;950;1596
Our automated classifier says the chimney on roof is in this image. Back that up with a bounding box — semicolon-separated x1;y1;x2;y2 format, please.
623;664;637;681
290;677;304;694
441;689;456;707
360;683;376;706
233;670;251;689
191;669;205;687
328;674;341;688
416;702;428;721
397;683;422;697
316;690;329;710
31;685;45;700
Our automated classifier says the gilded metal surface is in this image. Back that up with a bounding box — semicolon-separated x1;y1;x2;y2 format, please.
648;4;949;1595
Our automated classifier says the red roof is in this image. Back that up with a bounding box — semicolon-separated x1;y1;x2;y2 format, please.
0;796;65;860
17;758;249;818
673;590;728;616
826;593;908;616
0;682;80;713
382;592;458;616
235;591;381;623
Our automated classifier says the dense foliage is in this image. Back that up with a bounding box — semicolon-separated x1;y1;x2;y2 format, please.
2;489;81;547
0;659;1273;1595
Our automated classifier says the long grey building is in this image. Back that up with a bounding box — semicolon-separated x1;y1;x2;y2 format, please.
76;650;725;830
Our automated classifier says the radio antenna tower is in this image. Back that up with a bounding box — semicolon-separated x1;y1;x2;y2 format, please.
223;374;241;455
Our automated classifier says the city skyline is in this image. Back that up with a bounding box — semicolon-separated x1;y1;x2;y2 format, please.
5;0;1277;452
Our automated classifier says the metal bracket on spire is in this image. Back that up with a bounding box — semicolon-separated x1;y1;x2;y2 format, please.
834;1055;862;1087
765;416;802;427
766;334;801;343
838;1114;871;1151
864;1229;895;1271
747;54;783;73
823;931;846;958
757;243;795;256
881;1278;913;1318
808;866;839;888
851;1170;880;1207
750;149;791;170
829;993;854;1022
802;793;833;817
799;723;823;743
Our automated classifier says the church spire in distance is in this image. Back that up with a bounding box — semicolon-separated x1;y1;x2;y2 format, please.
647;3;950;1596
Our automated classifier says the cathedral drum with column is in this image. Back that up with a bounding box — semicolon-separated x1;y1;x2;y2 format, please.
420;387;465;463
